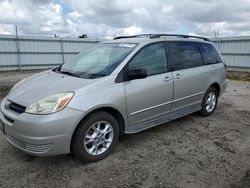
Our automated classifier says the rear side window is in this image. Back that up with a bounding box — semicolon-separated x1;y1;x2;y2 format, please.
199;43;222;64
169;42;203;71
128;42;167;76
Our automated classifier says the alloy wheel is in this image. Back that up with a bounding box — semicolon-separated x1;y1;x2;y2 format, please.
84;121;114;156
205;92;217;113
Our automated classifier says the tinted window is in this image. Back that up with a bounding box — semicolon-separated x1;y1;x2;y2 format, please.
169;42;203;71
129;43;167;76
200;43;222;64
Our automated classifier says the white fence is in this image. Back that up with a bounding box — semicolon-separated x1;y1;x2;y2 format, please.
0;35;99;71
212;36;250;72
0;34;250;72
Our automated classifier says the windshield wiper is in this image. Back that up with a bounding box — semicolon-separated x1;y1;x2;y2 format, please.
54;68;107;79
52;66;62;73
59;70;81;78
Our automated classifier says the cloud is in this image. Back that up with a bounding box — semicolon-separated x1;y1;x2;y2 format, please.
0;0;250;38
123;25;143;35
0;0;69;35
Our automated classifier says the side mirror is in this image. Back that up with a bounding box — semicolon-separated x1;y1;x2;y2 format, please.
127;68;148;81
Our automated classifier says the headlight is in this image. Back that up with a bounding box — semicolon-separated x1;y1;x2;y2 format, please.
25;92;74;114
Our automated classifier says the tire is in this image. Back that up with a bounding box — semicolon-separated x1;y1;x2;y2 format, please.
72;111;119;162
198;87;218;116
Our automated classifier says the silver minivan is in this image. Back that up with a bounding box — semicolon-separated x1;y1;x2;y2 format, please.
0;34;227;162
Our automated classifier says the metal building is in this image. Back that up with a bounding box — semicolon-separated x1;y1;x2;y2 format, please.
0;35;99;71
212;35;250;72
0;34;250;71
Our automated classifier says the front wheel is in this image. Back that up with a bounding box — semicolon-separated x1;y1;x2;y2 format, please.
199;87;218;116
72;111;119;162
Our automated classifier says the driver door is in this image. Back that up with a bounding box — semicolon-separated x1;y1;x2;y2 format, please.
124;42;174;132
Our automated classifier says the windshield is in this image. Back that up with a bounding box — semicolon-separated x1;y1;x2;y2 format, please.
60;43;137;79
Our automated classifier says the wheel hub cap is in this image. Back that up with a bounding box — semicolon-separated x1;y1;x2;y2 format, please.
84;121;114;156
205;92;216;113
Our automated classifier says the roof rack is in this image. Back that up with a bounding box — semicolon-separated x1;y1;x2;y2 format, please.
150;34;210;41
113;34;210;41
113;34;153;40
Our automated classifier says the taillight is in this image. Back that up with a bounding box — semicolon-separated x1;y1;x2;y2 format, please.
224;63;227;71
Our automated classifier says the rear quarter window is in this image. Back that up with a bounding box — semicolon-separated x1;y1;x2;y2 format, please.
169;42;203;71
199;43;222;65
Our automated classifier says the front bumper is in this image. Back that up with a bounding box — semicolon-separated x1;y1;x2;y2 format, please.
0;97;84;156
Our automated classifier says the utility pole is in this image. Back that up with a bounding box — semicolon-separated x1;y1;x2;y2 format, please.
15;25;22;71
214;29;220;50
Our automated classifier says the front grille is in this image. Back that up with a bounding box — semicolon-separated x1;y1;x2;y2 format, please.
8;102;26;114
3;114;14;123
5;134;52;153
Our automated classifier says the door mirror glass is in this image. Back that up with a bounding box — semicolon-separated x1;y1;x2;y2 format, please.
127;68;147;80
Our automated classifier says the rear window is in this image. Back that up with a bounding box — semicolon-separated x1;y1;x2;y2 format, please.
199;43;222;64
169;42;203;71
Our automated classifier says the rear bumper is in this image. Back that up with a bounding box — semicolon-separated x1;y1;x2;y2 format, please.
220;79;228;96
0;97;84;156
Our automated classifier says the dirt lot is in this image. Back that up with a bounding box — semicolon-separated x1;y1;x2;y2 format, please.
227;71;250;82
0;71;250;188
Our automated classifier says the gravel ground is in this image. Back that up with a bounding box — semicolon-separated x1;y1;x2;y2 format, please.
0;71;250;188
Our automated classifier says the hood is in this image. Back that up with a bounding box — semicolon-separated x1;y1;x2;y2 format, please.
8;70;97;107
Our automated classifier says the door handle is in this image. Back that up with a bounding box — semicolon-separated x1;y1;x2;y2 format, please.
174;73;183;79
164;76;173;82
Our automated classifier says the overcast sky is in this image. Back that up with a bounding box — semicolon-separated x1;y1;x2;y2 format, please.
0;0;250;38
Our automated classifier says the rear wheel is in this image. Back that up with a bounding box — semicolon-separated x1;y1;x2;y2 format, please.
199;87;218;116
72;111;119;162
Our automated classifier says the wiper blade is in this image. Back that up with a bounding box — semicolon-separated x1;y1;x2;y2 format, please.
55;69;107;79
52;65;62;73
60;70;81;78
